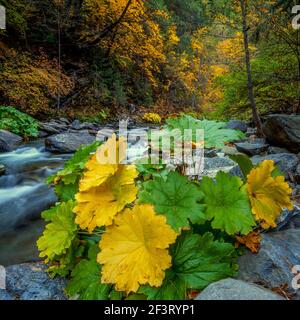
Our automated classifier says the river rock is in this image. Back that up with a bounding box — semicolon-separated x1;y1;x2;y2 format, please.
45;131;95;153
202;157;238;178
221;146;239;156
195;279;283;300
2;262;67;300
263;114;300;153
235;141;269;156
225;120;248;133
71;119;81;130
268;146;291;155
0;130;22;152
251;153;299;177
238;222;300;300
39;122;66;135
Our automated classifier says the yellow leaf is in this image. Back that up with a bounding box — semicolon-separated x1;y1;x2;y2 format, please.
79;134;127;192
246;160;293;229
97;204;178;294
74;165;138;232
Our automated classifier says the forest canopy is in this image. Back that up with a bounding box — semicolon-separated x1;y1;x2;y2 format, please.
0;0;299;120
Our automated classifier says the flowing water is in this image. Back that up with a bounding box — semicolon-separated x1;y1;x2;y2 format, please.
0;141;70;266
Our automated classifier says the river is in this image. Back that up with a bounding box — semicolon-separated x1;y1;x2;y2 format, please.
0;140;70;266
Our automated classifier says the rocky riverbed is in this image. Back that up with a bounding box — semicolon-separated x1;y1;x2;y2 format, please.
1;114;300;300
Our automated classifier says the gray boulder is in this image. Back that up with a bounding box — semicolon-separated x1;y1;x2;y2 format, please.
263;114;300;153
268;146;291;155
251;153;299;177
238;224;300;300
39;122;66;135
2;262;67;300
235;141;269;156
195;279;283;300
225;120;248;133
45;131;95;153
0;130;22;152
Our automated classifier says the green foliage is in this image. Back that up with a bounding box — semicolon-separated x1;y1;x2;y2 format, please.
37;201;77;260
229;154;254;181
139;171;206;231
0;106;38;137
47;141;101;201
66;245;111;300
199;172;255;235
140;232;237;300
165;115;244;148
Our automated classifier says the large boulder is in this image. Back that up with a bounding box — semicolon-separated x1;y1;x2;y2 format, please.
251;153;299;178
1;262;67;300
235;141;269;156
238;220;300;300
225;120;248;133
263;114;300;153
45;131;95;153
0;130;22;152
195;279;283;300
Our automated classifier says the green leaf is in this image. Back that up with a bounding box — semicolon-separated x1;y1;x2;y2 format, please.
140;269;187;300
37;201;77;260
165;115;244;148
199;172;255;235
47;239;84;277
229;154;254;180
54;183;78;202
139;171;206;231
47;141;101;201
271;165;285;178
140;232;237;300
66;245;111;300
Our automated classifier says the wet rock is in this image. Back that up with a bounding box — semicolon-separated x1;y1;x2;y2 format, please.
0;289;14;300
251;153;299;177
204;149;219;158
221;146;239;156
235;141;269;156
71;119;81;130
268;146;291;155
38;131;49;138
39;122;66;135
225;120;248;133
263;114;300;153
0;130;22;152
238;222;300;300
202;157;237;178
195;279;284;300
2;262;67;300
0;164;5;176
45;131;95;153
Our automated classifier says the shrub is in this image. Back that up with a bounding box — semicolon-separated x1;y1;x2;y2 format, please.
0;105;39;137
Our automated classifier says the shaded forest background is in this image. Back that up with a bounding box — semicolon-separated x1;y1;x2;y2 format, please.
0;0;299;121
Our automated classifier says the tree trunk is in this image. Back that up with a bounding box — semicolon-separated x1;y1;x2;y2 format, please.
239;0;265;137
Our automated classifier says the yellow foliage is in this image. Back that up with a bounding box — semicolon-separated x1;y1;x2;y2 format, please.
74;135;138;232
81;0;167;88
0;51;74;116
142;113;162;123
97;204;178;293
246;160;293;229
